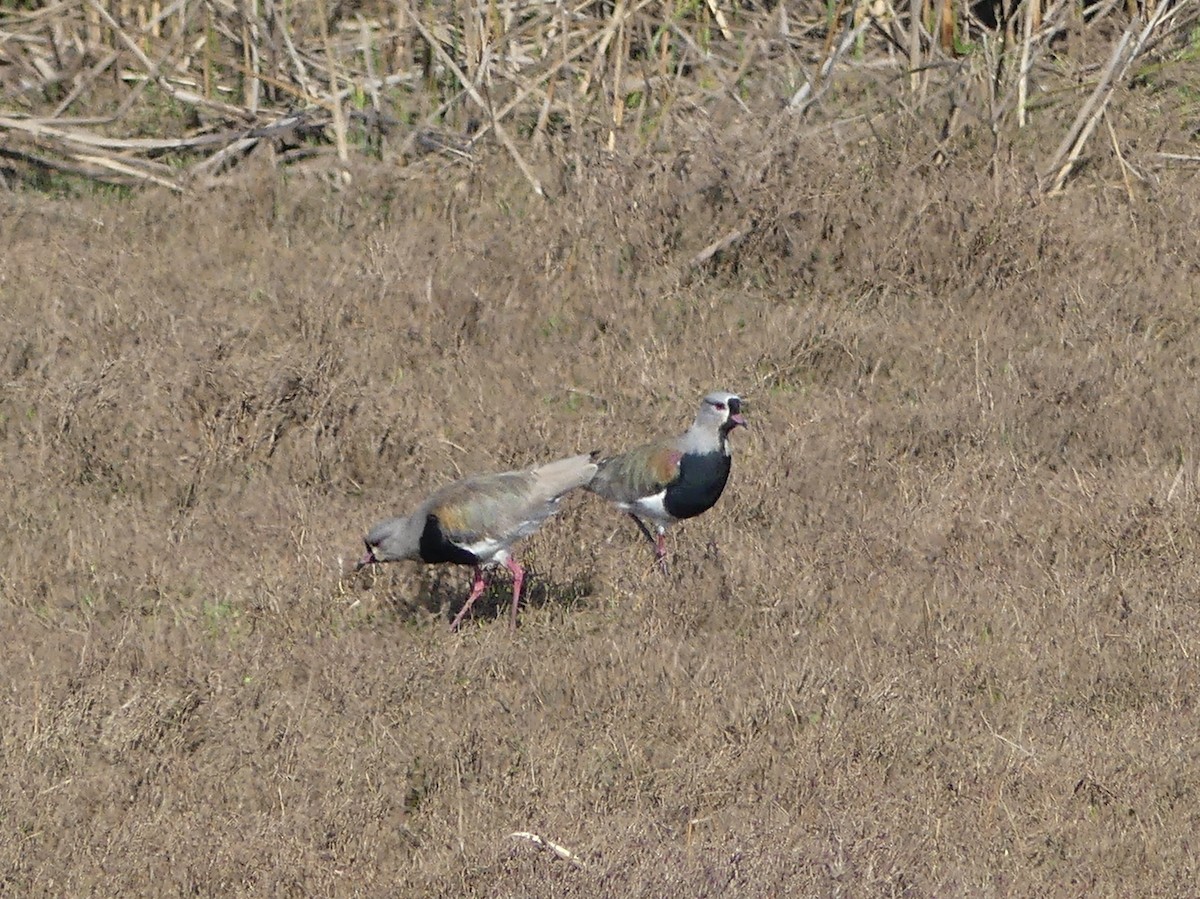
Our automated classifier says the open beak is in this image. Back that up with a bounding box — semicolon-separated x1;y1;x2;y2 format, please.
730;412;747;428
355;546;377;571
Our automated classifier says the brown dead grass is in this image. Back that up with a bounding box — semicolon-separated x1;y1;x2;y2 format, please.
4;84;1200;896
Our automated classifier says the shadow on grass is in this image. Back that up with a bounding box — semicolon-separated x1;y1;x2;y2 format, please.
370;565;596;629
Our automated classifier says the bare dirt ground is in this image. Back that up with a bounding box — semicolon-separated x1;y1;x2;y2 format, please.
4;75;1200;895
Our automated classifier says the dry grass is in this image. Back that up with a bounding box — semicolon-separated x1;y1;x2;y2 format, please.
4;0;1200;193
4;17;1200;892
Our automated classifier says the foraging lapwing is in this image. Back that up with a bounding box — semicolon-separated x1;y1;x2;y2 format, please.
356;452;600;629
587;390;746;571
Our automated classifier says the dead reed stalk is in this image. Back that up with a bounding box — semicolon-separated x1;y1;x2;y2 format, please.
1;0;1197;194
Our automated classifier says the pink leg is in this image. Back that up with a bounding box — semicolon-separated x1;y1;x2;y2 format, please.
505;556;525;629
449;567;487;631
654;529;670;575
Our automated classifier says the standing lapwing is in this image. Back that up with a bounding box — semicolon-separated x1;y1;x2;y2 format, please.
356;452;599;629
586;391;747;571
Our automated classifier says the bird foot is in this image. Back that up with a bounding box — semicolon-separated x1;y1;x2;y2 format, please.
653;552;671;577
654;532;670;576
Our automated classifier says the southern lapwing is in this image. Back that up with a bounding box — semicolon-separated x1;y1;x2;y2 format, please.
586;390;746;571
356;452;599;629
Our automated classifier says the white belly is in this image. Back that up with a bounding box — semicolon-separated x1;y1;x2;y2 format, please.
459;536;509;564
625;491;673;526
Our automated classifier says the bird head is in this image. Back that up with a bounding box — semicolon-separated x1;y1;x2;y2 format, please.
355;515;420;570
698;390;747;434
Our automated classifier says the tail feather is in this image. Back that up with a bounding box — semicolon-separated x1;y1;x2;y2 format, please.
530;450;601;496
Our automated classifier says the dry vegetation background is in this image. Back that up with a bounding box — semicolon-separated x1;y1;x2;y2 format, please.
5;0;1200;895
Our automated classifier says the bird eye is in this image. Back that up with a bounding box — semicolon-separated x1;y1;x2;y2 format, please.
712;402;727;411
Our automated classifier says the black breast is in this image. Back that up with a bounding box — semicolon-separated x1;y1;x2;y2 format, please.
418;514;481;566
663;451;732;521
